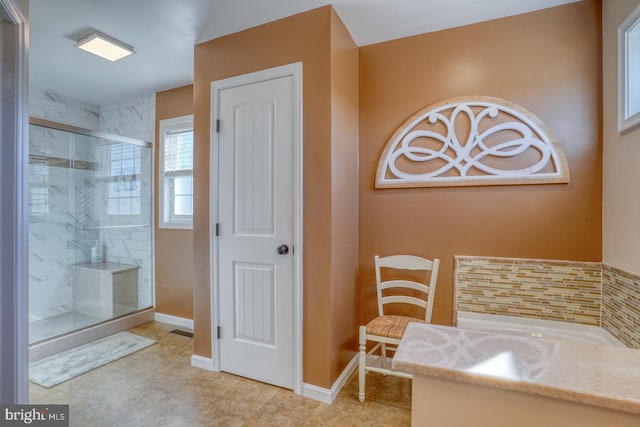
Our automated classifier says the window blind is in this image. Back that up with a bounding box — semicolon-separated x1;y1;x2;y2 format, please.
164;130;193;176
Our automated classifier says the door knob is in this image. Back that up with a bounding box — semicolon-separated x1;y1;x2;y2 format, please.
277;244;289;255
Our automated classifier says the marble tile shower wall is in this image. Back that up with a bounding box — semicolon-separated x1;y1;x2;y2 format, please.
29;87;156;141
28;89;155;322
455;256;602;325
97;95;155;308
29;127;99;320
29;87;99;129
99;95;155;142
97;146;153;308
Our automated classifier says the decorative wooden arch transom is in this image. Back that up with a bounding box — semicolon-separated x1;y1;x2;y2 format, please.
375;96;570;188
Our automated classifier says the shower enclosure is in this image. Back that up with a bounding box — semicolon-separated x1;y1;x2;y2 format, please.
28;118;153;344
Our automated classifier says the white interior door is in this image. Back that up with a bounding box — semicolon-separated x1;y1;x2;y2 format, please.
216;73;295;389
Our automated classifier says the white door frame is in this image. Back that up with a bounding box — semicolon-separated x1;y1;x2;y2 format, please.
0;0;29;404
209;62;303;394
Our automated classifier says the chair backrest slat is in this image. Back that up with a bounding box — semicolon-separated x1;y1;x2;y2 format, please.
375;254;440;323
381;295;427;308
377;254;433;270
380;280;429;294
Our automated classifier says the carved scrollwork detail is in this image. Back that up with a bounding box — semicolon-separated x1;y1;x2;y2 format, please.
375;96;570;188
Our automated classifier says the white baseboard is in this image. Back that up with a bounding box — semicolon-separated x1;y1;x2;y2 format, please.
189;352;373;404
302;353;359;404
191;354;215;371
154;312;193;330
301;383;333;404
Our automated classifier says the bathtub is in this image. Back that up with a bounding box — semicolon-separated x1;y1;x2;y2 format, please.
456;311;626;347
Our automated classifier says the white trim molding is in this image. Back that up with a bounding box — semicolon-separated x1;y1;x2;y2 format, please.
301;383;334;405
302;354;359;404
154;313;194;330
189;352;370;405
0;0;29;404
158;114;194;229
376;96;570;188
617;4;640;133
209;62;304;393
191;354;215;371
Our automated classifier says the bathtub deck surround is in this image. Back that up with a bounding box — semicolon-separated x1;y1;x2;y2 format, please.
394;322;640;426
455;256;640;349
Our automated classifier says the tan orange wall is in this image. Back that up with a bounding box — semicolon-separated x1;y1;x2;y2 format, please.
358;0;603;326
329;9;359;383
155;85;194;319
193;6;355;389
603;0;640;274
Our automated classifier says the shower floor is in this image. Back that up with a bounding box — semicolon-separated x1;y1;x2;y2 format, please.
29;304;139;344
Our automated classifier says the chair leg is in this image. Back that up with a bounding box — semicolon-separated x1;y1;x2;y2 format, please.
358;325;366;403
381;343;387;372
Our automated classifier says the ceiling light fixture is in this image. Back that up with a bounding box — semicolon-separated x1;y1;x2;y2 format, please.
76;31;135;62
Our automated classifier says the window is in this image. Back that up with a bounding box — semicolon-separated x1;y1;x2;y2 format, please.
30;186;49;215
108;143;141;215
619;4;640;132
159;115;193;229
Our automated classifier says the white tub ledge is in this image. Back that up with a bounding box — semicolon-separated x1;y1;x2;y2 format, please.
456;311;626;347
393;322;640;427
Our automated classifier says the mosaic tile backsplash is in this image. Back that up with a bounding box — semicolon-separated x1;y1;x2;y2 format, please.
602;265;640;349
455;256;602;325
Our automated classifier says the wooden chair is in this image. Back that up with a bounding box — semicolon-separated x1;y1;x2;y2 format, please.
358;254;439;403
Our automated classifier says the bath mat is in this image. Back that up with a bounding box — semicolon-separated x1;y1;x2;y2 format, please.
29;331;156;388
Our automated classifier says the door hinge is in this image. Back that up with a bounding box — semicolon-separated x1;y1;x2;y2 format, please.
215;223;220;236
216;119;220;133
217;326;221;339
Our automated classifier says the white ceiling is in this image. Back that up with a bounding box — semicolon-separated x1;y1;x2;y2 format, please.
30;0;579;106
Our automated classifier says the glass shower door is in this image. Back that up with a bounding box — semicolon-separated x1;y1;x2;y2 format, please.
29;124;90;342
28;120;153;344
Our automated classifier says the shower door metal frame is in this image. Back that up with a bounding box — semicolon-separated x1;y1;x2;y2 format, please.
29;117;152;148
27;116;155;334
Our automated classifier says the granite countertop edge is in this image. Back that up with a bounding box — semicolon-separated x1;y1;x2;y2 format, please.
393;322;640;415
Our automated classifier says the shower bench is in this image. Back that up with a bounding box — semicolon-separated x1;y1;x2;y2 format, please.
70;262;139;319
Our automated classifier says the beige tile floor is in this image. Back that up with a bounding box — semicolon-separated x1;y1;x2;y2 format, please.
29;321;411;426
